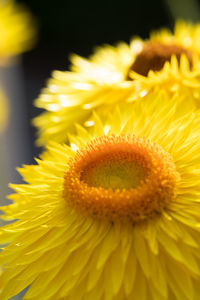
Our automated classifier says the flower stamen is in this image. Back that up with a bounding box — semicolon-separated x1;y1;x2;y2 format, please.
63;134;179;222
128;42;193;77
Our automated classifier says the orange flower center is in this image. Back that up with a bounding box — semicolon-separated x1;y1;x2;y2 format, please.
128;42;192;77
63;134;179;222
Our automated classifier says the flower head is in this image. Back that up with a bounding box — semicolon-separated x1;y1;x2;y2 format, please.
34;20;200;146
150;20;200;55
1;92;200;300
0;0;36;65
129;20;200;100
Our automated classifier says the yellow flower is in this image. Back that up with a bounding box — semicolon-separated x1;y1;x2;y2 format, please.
150;20;200;54
1;92;200;300
130;19;200;100
0;88;8;133
0;0;36;65
34;20;200;146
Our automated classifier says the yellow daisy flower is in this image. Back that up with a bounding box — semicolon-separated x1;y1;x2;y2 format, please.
1;92;200;300
150;20;200;54
130;19;200;100
34;20;200;146
0;0;36;65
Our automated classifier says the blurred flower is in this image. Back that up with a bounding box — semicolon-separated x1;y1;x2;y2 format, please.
129;20;200;101
0;0;36;65
0;88;8;132
150;20;200;55
34;20;200;146
1;92;200;300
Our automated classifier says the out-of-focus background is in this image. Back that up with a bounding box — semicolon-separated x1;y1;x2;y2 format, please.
1;0;200;201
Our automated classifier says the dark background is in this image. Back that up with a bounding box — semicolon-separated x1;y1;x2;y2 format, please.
16;0;200;158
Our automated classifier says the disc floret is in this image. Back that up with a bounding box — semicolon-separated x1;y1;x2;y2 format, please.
64;134;179;222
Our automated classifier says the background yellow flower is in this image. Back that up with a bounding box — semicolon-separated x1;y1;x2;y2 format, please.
0;0;36;65
129;20;200;101
150;20;200;55
33;21;200;146
1;92;200;300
